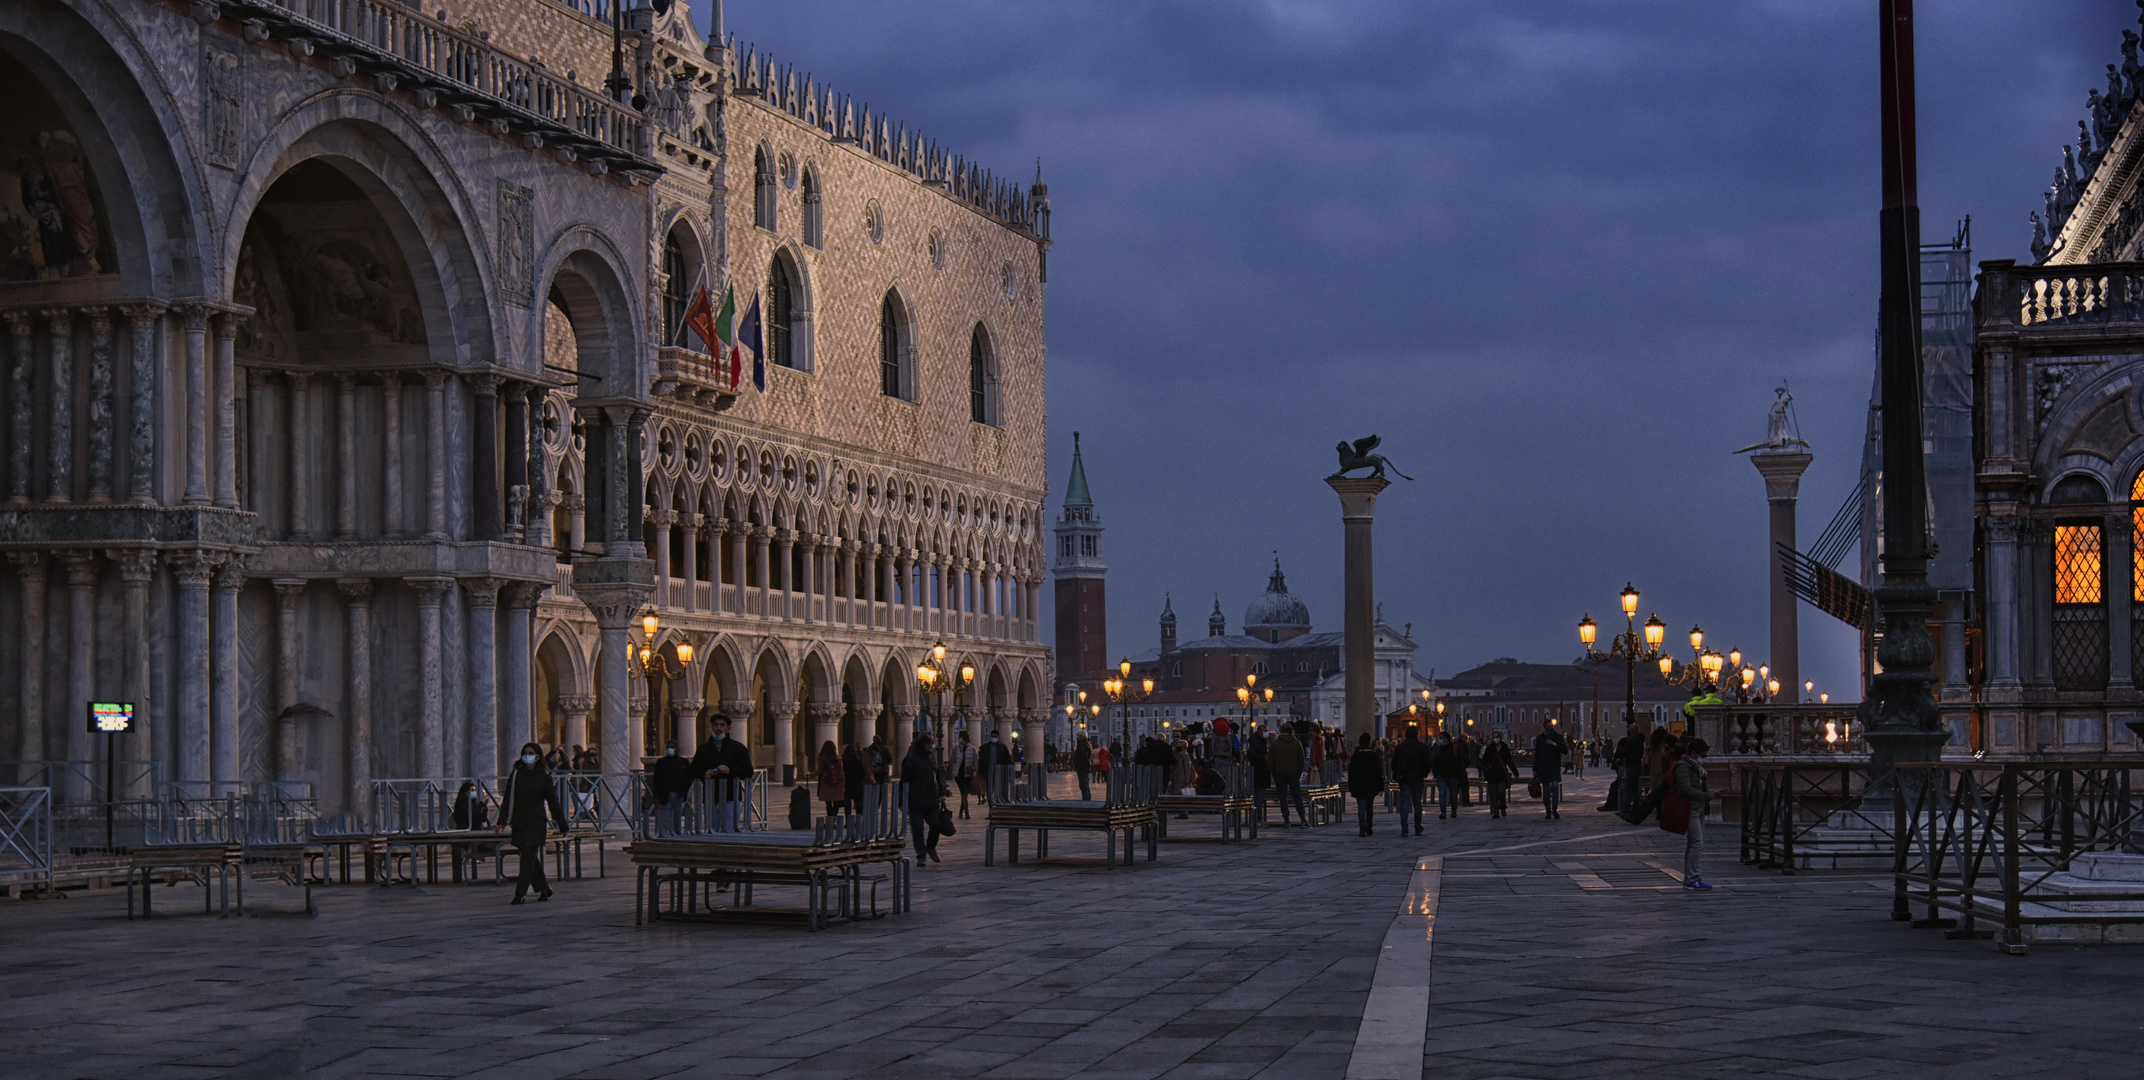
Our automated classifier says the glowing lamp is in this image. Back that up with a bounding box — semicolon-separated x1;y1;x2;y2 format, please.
1578;614;1597;647
642;613;659;639
1643;614;1665;649
960;664;974;684
676;641;694;664
1143;678;1155;694
1689;625;1704;650
1620;584;1639;618
1658;656;1674;676
1119;658;1132;678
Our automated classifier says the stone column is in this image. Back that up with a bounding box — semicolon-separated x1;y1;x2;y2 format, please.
890;705;916;774
272;579;306;782
503;382;528;542
471;374;500;541
502;582;542;755
114;551;155;792
1326;476;1392;742
331;375;358;539
577;578;653;783
774;528;797;620
730;521;748;614
755;525;774;617
679;515;700;612
382;375;405;538
842;541;861;627
411;577;454;777
1021;709;1048;768
809;702;840;756
2028;520;2056;689
54;554;94;800
287;373;312;539
7;554;45;771
2109;511;2136;694
559;695;595;754
5;312;32;505
568;494;586;553
170;553;213;783
423;373;448;540
463;578;501;778
85;309;115;503
213;313;239;509
896;550;914;631
337;579;376;815
672;694;704;754
211;560;244;788
122;305;161;505
651;510;676;608
182;306;208;505
43;309;74;504
1751;449;1812;703
770;701;798;784
1986;510;2022;697
705;519;727;612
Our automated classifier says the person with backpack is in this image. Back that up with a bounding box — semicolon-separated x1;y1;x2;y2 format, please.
1478;731;1517;818
1532;723;1570;819
1388;726;1432;836
1346;732;1386;836
1662;737;1714;890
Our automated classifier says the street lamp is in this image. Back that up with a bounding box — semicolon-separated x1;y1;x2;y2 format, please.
1234;673;1274;748
1578;583;1668;733
1102;657;1154;756
629;612;693;679
915;640;973;771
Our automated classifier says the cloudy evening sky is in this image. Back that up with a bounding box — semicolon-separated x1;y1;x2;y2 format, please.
714;1;2136;698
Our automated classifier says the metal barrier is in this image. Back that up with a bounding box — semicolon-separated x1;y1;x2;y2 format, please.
371;777;498;834
1893;760;2144;952
650;771;770;838
149;790;243;845
1740;762;1891;872
0;787;53;892
246;782;319;843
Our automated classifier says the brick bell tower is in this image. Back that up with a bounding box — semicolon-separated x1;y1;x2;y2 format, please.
1053;432;1108;696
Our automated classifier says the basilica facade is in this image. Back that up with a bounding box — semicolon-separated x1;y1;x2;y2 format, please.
0;0;1052;813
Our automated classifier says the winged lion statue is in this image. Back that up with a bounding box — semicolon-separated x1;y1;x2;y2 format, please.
1331;435;1412;481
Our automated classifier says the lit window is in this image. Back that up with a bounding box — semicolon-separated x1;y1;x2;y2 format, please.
2056;524;2104;604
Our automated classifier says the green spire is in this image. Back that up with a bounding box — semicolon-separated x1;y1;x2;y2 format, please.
1064;431;1092;508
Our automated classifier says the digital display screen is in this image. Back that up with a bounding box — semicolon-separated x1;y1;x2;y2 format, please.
88;702;134;733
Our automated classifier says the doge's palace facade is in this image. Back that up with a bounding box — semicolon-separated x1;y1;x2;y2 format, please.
0;0;1051;813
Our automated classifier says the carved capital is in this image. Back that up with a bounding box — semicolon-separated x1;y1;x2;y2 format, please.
651;510;678;527
337;578;377;605
1;310;32;335
273;578;307;608
409;576;455;605
501;580;548;608
119;303;166;328
559;695;597;715
179;303;210;333
469;372;501;396
212;558;247;592
40;307;75;334
576;580;654;628
214;309;248;339
56;551;97;587
168;551;215;588
423;370;448;392
461;577;502;607
767;701;799;721
110;549;157;583
718;699;751;721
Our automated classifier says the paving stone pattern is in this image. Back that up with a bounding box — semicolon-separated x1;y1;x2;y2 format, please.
4;775;2139;1079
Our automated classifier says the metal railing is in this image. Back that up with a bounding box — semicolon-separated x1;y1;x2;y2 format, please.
1893;760;2144;952
0;787;52;891
1740;762;1891;871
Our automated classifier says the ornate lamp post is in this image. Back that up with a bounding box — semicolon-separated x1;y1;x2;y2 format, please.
914;640;973;772
1578;583;1667;733
628;612;693;678
1102;657;1153;757
1235;673;1274;746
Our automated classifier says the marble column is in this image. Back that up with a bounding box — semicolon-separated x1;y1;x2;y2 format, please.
1021;710;1047;768
671;694;703;753
524;386;548;544
1326;476;1392;742
8;554;45;771
770;701;798;784
800;535;819;624
382;376;405;538
679;515;700;612
43;309;74;504
211;561;243;788
1752;449;1812;703
463;578;501;778
1986;511;2022;694
337;579;375;815
335;375;358;539
272;579;305;782
122;305;161;505
423;373;448;540
775;528;796;620
577;583;649;782
114;551;156;793
729;520;748;614
890;705;916;775
705;519;726;612
843;541;861;627
810;702;839;757
287;373;312;539
5;312;32;505
503;382;528;542
896;551;913;631
213;313;239;509
651;511;675;607
471;374;500;541
171;553;213;783
568;494;587;553
718;698;751;753
61;555;101;802
85;309;115;503
182;306;208;505
412;577;454;777
755;525;774;617
559;695;595;754
502;582;542;756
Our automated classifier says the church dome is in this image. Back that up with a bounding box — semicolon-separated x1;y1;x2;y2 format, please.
1244;559;1310;631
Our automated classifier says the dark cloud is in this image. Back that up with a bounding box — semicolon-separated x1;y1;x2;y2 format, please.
720;1;2134;696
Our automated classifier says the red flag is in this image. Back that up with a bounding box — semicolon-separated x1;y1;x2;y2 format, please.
682;287;719;359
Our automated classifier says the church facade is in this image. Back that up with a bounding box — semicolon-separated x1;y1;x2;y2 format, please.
0;0;1052;813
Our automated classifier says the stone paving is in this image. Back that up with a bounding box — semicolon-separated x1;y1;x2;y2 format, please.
1;774;2138;1080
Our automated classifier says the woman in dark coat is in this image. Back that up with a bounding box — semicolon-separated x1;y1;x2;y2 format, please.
903;733;945;864
816;740;846;816
497;741;569;904
841;742;868;810
1346;732;1387;837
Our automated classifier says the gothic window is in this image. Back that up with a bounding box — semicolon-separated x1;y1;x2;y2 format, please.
879;290;911;399
969;323;999;426
2054;522;2109;691
767;252;796;369
754;147;777;230
801;168;823;248
662;229;689;347
1173;662;1183;677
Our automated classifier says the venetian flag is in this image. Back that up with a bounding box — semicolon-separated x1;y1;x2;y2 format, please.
682;285;719;355
739;292;764;391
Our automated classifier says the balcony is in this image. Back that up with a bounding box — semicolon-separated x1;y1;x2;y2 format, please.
653;346;740;410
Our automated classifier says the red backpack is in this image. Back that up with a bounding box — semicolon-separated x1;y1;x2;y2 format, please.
1657;755;1690;835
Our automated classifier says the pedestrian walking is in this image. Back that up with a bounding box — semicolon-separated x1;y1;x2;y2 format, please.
1605;724;1645;813
867;734;893;784
650;740;696;835
904;732;948;865
816;740;847;817
1532;724;1570;819
1389;725;1431;835
498;742;568;904
1347;732;1385;836
1092;741;1113;789
951;730;980;819
1071;736;1094;800
1663;738;1713;890
1266;726;1310;826
1431;732;1466;818
841;742;867;810
1479;731;1517;818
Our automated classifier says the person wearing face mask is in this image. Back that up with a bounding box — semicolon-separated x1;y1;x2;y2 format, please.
690;714;755;829
650;739;696;836
498;742;569;904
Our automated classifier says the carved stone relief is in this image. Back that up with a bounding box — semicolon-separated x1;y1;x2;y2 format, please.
498;179;534;307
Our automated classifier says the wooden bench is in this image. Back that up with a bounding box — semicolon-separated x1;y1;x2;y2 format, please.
628;834;908;930
984;801;1157;868
1153;794;1255;841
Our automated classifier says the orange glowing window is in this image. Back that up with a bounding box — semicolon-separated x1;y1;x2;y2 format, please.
2055;524;2104;605
2134;470;2144;601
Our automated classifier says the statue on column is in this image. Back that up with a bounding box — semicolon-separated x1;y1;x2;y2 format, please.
1736;387;1811;454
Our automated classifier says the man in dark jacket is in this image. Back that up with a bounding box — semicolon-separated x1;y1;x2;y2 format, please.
1071;736;1094;800
690;715;755;830
1607;725;1646;813
981;730;1014;797
1478;732;1518;818
1346;733;1386;836
1389;727;1432;835
1532;723;1571;819
650;741;698;835
1431;733;1467;819
903;733;946;864
1266;728;1309;827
